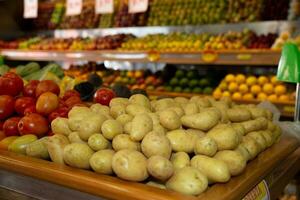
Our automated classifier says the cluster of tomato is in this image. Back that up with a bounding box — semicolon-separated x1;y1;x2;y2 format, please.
0;72;83;139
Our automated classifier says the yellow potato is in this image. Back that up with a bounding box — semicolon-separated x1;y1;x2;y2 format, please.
112;149;148;182
101;119;123;140
167;106;185;117
166;166;208;196
256;117;268;129
227;108;251;122
185;129;205;138
234;143;251;162
241;117;267;134
47;134;69;164
159;110;181;130
147;155;174;181
124;122;132;134
126;104;150;116
232;123;246;140
214;150;246;176
265;110;273;120
259;130;273;147
153;124;166;135
196;98;211;108
109;97;129;107
220;96;232;107
129;94;151;110
170;152;190;171
116;114;133;126
194;136;217;157
212;101;229;123
241;136;260;160
68;132;86;144
141;131;172;158
88;133;109;151
147;113;160;125
191;155;230;183
112;134;140;151
247;131;267;152
166;129;194;153
78;114;107;140
90;104;110;116
153;98;175;111
247;107;268;119
130;113;153;141
184;103;199;115
63;143;94;169
51;117;72;136
273;125;282;142
174;97;189;104
207;124;240;150
110;104;126;119
68;106;91;118
26;137;49;159
89;149;115;175
267;121;276;132
181;109;221;131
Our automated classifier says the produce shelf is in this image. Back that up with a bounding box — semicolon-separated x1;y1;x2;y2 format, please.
0;137;298;200
0;49;281;65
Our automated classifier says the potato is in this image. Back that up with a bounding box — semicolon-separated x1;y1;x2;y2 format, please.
212;101;229;123
267;121;276;132
147;155;174;181
159;110;181;130
51;117;72;136
130;114;153;141
166;167;208;196
68;110;100;131
186;129;205;138
184;103;199;115
112;134;140;151
109;97;129;107
89;149;115;175
78;114;107;140
146;181;166;189
196;98;211;108
191;155;230;183
194;136;217;157
101;119;123;140
232;123;246;137
247;131;267;152
181;109;220;131
241;136;260;160
227;108;251;122
153;124;166;135
126;104;150;116
110;104;126;119
129;94;151;110
234;144;251;162
166;129;194;153
141;131;172;158
248;107;267;119
147;113;160;125
26;137;49;159
220;96;232;107
189;96;201;103
88;133;109;151
153;98;174;111
68;132;86;144
8;135;38;155
256;117;268;130
207;124;239;150
174;97;189;105
112;149;148;182
63;143;94;169
273;125;282;142
90;104;110;116
241;117;267;134
170;152;190;170
124;122;132;134
266;110;273;120
68;106;91;118
47;134;69;164
116;114;133;126
167;106;185;117
214;150;246;176
259;130;273;147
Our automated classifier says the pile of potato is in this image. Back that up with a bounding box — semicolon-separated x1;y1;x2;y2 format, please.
25;94;281;196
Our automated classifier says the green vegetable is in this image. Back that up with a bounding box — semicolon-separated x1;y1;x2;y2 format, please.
0;65;10;76
23;63;64;81
16;62;40;77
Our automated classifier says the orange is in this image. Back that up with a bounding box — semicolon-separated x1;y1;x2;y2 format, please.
263;83;274;95
246;76;257;86
225;74;235;83
236;74;246;84
258;76;268;85
278;94;290;102
239;84;249;94
232;92;242;101
257;93;268;100
243;93;254;101
222;91;231;98
219;81;228;91
270;76;280;85
268;94;278;102
274;85;287;95
228;82;238;92
250;85;262;95
213;88;222;99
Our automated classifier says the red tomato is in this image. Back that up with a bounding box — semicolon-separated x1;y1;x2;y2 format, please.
48;107;69;122
14;97;36;116
18;113;49;137
62;90;80;101
47;130;54;136
36;92;59;116
93;88;116;106
0;121;4;130
35;80;60;97
24;106;36;115
23;80;39;97
65;96;82;108
0;95;15;120
3;117;21;136
0;72;24;96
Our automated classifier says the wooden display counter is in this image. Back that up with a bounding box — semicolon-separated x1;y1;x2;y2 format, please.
0;136;299;200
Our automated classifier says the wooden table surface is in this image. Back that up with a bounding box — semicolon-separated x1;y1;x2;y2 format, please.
0;136;298;200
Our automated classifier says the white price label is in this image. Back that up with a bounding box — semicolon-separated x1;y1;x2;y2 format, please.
23;0;38;18
128;0;148;13
66;0;82;16
95;0;114;14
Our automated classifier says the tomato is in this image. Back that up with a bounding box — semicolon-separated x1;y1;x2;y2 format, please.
47;130;54;136
48;107;69;122
0;95;15;120
0;131;6;141
36;92;59;116
24;106;36;115
62;90;80;101
65;96;82;108
36;80;60;97
23;80;39;97
14;97;36;116
93;88;116;106
18;113;49;137
3;117;21;136
0;121;4;130
0;72;23;96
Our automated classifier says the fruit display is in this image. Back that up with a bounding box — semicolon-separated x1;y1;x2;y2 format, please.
213;73;295;103
0;90;282;196
271;31;300;50
32;5;55;30
48;3;65;29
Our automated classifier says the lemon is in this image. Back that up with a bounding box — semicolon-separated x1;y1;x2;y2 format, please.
225;74;235;83
243;93;254;101
236;74;246;84
250;85;262;95
268;94;278;102
213;89;222;99
222;91;231;97
274;85;287;95
239;84;249;94
228;82;238;92
257;93;268;100
263;83;274;95
258;76;268;85
246;76;257;86
278;95;290;102
232;92;242;101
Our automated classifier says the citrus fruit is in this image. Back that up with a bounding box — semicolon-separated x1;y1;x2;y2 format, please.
257;93;268;100
242;93;254;101
270;76;279;85
225;74;235;83
239;84;249;94
268;94;277;102
232;92;242;101
213;88;222;99
246;76;257;86
274;85;287;95
228;82;238;92
250;85;262;95
258;76;268;85
263;83;274;95
219;81;228;91
278;95;290;102
236;74;246;84
222;91;231;97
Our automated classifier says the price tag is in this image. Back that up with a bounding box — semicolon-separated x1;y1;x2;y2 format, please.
128;0;148;13
23;0;38;18
66;0;82;16
243;180;270;200
237;54;252;60
95;0;114;14
201;52;218;63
